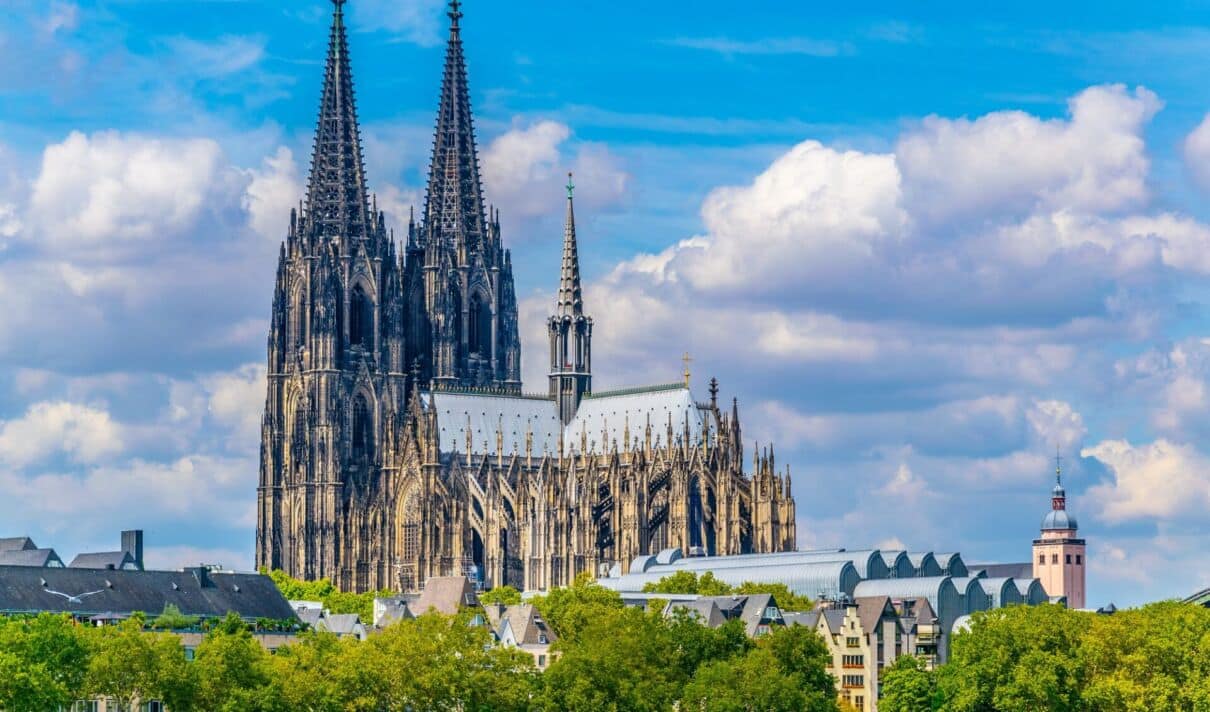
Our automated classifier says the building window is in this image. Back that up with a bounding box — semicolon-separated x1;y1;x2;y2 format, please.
144;702;165;712
846;636;861;648
352;395;372;460
843;654;864;668
1051;554;1058;564
183;647;195;661
842;674;864;688
1065;554;1072;564
856;696;864;710
1038;554;1045;564
1076;554;1082;565
73;703;99;712
350;284;372;348
538;654;546;668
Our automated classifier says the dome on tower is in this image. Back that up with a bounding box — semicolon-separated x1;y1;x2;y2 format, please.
1041;508;1078;531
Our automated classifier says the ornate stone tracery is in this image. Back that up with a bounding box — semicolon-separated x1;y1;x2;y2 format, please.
255;1;796;593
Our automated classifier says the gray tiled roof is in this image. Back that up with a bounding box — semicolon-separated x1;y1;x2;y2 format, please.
321;613;364;636
428;385;705;457
0;549;63;568
497;604;556;646
414;576;476;616
69;551;136;571
0;538;36;553
782;610;821;629
0;565;295;620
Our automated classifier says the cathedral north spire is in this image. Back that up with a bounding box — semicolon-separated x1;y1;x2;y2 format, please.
304;0;372;242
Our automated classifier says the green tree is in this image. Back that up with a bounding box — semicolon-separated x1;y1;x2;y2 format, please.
266;569;388;622
0;613;89;706
664;609;752;679
682;645;823;712
192;612;283;712
642;570;732;596
479;585;523;606
936;604;1089;712
1078;601;1210;711
84;617;195;711
267;631;349;712
338;612;535;711
151;603;200;631
529;572;625;641
760;623;839;709
0;650;69;711
733;581;814;611
881;655;938;712
538;606;683;712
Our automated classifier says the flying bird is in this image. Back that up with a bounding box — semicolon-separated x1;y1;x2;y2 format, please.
43;588;104;605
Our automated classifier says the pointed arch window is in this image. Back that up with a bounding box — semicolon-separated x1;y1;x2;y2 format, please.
352;394;373;460
350;284;372;349
469;292;491;357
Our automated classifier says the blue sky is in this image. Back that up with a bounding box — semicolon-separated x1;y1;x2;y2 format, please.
2;0;1210;607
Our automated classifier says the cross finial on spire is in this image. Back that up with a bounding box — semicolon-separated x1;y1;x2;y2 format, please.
332;0;345;8
566;171;575;200
448;0;462;26
682;352;693;387
1055;445;1063;485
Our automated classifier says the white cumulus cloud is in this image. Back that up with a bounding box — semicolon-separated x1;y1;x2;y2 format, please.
1084;439;1210;522
1183;113;1210;193
27;131;233;256
0;401;124;468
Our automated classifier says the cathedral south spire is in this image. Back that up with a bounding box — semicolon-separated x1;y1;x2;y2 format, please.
549;175;593;424
304;0;372;243
423;0;488;253
406;0;522;392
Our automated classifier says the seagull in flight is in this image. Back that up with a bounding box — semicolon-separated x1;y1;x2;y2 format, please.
43;588;105;605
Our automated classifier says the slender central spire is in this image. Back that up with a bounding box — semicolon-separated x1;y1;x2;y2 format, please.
304;0;371;242
423;0;488;254
557;172;584;317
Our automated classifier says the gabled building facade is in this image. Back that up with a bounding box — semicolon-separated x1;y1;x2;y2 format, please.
256;1;797;593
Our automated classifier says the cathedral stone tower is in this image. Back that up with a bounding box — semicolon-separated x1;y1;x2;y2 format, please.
404;0;522;393
1032;457;1086;608
256;0;407;587
257;0;796;594
548;175;592;425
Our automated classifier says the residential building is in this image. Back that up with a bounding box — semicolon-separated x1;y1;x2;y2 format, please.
486;603;558;669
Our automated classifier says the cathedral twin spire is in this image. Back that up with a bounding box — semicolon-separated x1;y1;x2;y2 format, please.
422;0;490;256
304;0;373;243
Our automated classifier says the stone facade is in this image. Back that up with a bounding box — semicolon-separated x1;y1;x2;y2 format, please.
256;0;796;593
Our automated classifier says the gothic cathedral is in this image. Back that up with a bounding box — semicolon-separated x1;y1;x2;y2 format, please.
256;0;796;593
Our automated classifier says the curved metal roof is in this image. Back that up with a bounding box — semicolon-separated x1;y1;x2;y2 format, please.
933;552;968;577
950;577;991;613
907;552;942;577
852;576;961;619
648;549;888;579
600;560;861;600
878;551;916;578
1011;578;1049;605
977;577;1023;608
